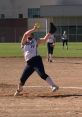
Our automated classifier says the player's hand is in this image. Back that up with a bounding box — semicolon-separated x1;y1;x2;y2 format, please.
34;25;37;29
34;23;40;29
21;44;24;48
51;43;55;47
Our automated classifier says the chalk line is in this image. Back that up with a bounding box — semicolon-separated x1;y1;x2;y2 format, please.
24;86;82;89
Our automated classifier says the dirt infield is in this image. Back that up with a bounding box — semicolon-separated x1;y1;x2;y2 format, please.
0;57;82;117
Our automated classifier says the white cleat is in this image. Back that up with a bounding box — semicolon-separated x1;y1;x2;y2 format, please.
14;85;23;96
51;85;59;92
14;90;20;96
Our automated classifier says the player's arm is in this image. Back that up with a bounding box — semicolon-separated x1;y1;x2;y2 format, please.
21;25;37;47
38;22;57;45
21;33;27;48
37;33;51;44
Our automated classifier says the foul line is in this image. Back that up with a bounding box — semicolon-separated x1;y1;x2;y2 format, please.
24;86;82;89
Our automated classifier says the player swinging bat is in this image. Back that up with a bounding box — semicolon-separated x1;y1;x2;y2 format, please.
14;22;58;96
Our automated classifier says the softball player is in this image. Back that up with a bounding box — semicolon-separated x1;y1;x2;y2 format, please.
61;31;68;50
47;34;56;62
14;24;58;96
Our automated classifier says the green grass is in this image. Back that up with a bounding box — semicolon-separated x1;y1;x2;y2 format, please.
0;43;22;57
54;42;82;57
39;42;82;57
0;42;82;57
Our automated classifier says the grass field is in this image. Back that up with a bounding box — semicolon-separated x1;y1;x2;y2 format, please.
0;42;82;57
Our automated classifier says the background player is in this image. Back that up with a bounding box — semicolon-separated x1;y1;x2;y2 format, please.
47;33;56;62
61;30;68;50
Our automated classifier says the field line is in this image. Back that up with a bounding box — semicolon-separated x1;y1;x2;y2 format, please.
24;86;82;89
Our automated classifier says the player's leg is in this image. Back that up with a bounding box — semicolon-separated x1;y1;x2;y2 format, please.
63;40;65;49
49;53;52;62
50;46;54;62
62;40;64;49
47;43;54;62
66;40;68;50
47;43;50;62
34;56;59;91
14;64;34;96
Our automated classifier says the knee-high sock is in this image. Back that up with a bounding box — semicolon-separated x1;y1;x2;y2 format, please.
46;76;55;86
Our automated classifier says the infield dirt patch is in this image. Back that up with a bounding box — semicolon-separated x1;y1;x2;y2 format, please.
0;57;82;117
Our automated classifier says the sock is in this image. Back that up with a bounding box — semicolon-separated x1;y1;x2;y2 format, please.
18;83;23;91
46;76;55;87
